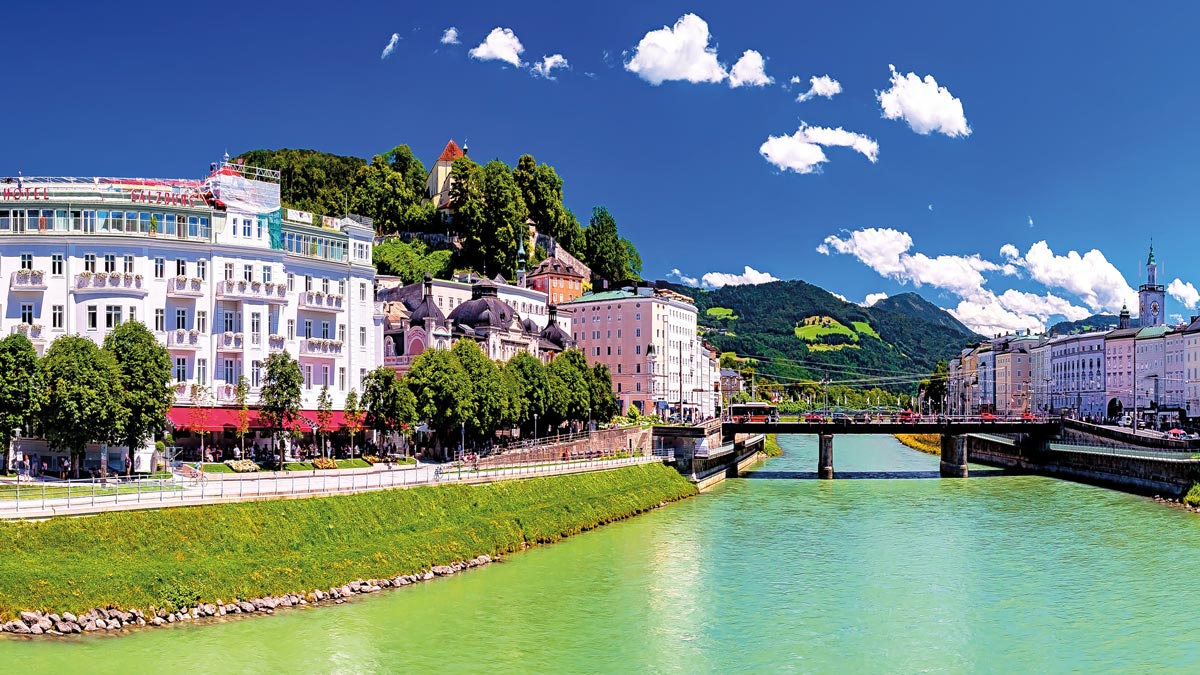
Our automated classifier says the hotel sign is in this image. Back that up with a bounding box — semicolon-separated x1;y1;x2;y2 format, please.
1;187;50;201
130;189;197;207
287;208;313;224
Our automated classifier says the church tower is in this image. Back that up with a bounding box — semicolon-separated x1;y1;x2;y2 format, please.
1138;244;1165;327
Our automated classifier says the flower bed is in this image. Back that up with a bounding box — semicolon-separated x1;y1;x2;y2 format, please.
223;459;260;473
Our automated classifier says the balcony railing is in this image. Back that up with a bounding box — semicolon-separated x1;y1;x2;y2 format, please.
300;338;344;355
10;324;46;341
268;334;287;352
11;270;48;291
73;271;148;295
166;329;204;349
298;291;345;312
217;332;244;350
216;278;289;303
166;276;204;297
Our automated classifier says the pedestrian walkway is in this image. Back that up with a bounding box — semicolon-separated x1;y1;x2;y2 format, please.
0;454;663;520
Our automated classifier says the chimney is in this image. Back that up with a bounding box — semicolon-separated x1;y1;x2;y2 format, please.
422;273;433;299
548;304;558;324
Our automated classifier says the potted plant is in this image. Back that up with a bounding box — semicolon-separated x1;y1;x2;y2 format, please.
237;279;248;290
175;274;187;288
16;324;29;335
175;328;186;342
251;280;262;291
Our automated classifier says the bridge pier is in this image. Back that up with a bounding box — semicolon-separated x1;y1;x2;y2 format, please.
818;434;834;479
940;434;968;478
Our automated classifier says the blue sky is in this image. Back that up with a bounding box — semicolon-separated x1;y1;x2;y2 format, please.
5;1;1200;334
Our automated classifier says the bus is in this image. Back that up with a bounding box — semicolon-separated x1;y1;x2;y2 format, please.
729;402;779;423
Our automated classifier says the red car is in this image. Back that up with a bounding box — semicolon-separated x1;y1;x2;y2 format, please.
804;413;825;423
1021;411;1037;422
897;410;919;423
980;412;998;422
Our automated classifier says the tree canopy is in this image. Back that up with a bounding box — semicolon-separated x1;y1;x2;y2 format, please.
103;321;173;467
361;366;418;439
259;352;303;466
0;334;39;471
373;238;453;283
39;336;127;476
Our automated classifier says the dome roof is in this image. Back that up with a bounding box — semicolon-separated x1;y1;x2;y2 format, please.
540;320;572;350
448;296;517;330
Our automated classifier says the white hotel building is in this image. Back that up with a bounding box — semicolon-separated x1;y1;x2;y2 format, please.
0;164;381;468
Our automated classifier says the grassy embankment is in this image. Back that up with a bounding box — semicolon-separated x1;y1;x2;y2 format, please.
0;463;695;620
764;434;783;457
895;434;941;455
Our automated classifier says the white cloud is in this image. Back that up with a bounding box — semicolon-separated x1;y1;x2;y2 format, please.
625;13;727;85
381;33;400;60
729;50;772;87
796;75;842;102
700;266;779;288
877;64;971;137
1169;279;1200;310
1028;215;1034;228
995;289;1091;322
831;292;849;302
668;268;700;287
440;27;460;45
1005;241;1136;313
1172;313;1185;325
819;228;998;299
863;292;888;307
531;54;569;79
759;123;878;174
469;27;525;67
1000;243;1020;260
788;75;802;85
950;295;1044;336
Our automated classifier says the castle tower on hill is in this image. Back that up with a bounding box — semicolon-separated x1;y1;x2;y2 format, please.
1138;244;1165;328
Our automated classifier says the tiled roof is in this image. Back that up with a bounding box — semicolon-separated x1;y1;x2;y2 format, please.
529;255;585;279
562;290;636;304
437;140;464;163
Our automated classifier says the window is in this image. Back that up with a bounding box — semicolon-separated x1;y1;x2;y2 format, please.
128;307;136;324
287;319;295;340
155;309;164;332
51;305;63;329
322;365;330;387
224;358;236;385
251;312;261;344
305;275;313;291
321;321;330;339
224;263;234;281
256;218;263;239
360;282;367;302
197;359;207;386
339;367;346;390
636;345;642;355
104;254;115;273
87;306;98;330
84;254;96;273
594;347;601;356
197;311;208;334
304;365;313;390
360;326;367;347
20;303;33;325
105;305;121;329
321;278;329;295
51;254;63;276
175;358;187;383
338;280;345;296
243;264;253;282
242;218;252;238
176;259;186;277
304;320;312;339
338;324;346;342
287;273;295;292
154;257;165;279
176;309;187;330
223;309;235;333
635;328;642;338
124;255;134;274
197;259;207;280
262;266;271;284
252;360;262;388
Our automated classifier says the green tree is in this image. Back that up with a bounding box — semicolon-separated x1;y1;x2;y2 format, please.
920;360;950;412
361;367;418;454
547;349;591;429
621;237;643;280
103;321;172;475
590;363;620;422
382;144;428;198
259;352;303;468
344;388;364;456
39;336;127;477
0;334;39;474
513;155;580;250
582;206;629;283
458;160;528;279
505;352;549;432
451;339;510;441
316;384;333;458
187;384;214;460
405;348;472;455
372;238;453;283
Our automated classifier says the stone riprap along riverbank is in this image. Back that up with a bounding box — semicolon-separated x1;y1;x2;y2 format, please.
0;464;696;637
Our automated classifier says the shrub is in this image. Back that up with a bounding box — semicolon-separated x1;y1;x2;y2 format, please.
1184;483;1200;507
224;459;260;473
312;457;337;470
362;455;380;465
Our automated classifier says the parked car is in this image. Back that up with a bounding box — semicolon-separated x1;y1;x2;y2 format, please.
1021;411;1037;422
980;412;998;422
897;410;919;423
831;412;853;424
804;413;825;423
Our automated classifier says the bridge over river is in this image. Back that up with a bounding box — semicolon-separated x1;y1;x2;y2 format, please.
721;418;1064;479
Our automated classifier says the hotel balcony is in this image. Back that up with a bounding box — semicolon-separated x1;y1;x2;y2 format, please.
216;278;289;304
217;332;244;351
10;270;48;291
298;290;345;313
166;276;205;298
267;334;287;353
300;337;343;356
73;271;149;296
9;323;47;342
166;328;204;350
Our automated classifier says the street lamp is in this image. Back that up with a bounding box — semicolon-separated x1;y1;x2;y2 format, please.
533;413;538;446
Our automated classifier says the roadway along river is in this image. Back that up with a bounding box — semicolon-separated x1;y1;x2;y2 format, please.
7;434;1200;673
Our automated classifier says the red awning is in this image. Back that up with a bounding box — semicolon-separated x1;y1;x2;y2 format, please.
167;407;347;432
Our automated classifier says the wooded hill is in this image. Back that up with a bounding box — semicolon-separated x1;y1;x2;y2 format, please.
668;281;979;388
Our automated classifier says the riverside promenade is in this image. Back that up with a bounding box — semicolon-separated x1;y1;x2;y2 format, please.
0;454;664;520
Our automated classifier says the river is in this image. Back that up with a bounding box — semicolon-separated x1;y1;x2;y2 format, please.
7;434;1200;673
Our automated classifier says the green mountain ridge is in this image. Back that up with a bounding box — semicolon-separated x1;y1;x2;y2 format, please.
667;282;980;388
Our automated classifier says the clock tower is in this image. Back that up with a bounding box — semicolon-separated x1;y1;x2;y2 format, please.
1138;244;1165;327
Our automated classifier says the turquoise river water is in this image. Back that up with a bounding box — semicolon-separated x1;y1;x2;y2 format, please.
6;434;1200;673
